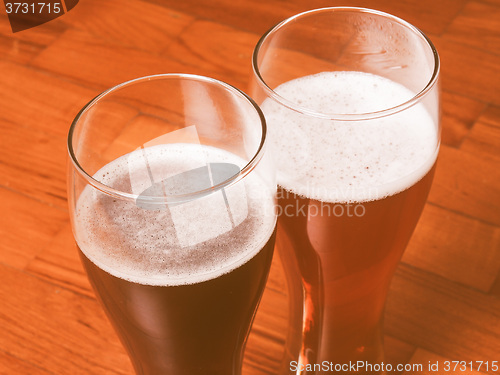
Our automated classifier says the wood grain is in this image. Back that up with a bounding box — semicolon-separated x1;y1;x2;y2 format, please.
0;0;499;374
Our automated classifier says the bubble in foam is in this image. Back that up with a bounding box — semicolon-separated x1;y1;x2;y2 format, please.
75;144;276;286
261;71;438;203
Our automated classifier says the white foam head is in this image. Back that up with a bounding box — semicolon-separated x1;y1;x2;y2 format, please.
261;71;439;203
75;144;276;286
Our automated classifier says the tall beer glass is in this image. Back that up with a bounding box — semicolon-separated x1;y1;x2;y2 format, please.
250;8;440;374
67;74;277;375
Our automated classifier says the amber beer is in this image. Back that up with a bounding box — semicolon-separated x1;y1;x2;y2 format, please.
277;168;435;369
261;71;439;372
73;144;276;375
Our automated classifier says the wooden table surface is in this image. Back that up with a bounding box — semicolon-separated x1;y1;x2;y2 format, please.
1;0;499;374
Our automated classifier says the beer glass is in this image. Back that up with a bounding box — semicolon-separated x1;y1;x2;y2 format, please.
250;7;440;374
67;74;277;375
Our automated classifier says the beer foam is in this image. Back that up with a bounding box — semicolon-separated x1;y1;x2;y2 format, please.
75;144;276;286
261;71;438;203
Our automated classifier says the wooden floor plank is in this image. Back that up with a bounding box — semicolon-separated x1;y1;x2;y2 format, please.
0;263;132;375
461;105;500;161
143;0;466;36
477;0;500;6
143;0;297;35
441;90;486;148
442;1;500;53
0;188;68;270
0;351;55;375
434;36;500;106
0;12;68;47
25;224;94;298
59;0;194;54
403;203;500;292
163;19;260;89
429;145;500;226
0;61;98;138
30;28;188;90
384;336;416;374
0;33;44;65
0;118;68;207
490;272;500;298
386;264;500;368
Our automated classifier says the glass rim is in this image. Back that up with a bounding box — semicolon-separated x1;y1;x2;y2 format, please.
67;73;268;204
252;6;440;121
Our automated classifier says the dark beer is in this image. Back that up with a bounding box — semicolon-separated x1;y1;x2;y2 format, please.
261;71;439;372
74;144;277;375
